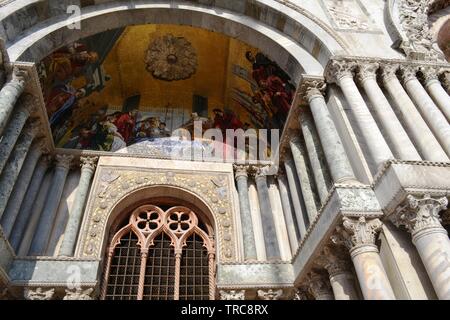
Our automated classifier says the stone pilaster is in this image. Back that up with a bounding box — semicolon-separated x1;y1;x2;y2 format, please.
0;94;36;175
253;166;281;260
326;60;394;170
357;63;421;161
9;155;51;252
1;138;47;238
59;156;98;256
29;154;73;256
233;165;257;260
306;270;334;300
0;67;28;136
289;135;318;223
0;121;40;220
390;194;450;300
381;64;448;161
333;216;396;300
316;245;360;300
420;66;450;122
400;65;450;157
299;76;356;183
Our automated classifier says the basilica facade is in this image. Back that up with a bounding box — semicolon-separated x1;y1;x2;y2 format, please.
0;0;449;300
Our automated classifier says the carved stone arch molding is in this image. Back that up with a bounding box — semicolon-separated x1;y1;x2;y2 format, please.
76;161;239;263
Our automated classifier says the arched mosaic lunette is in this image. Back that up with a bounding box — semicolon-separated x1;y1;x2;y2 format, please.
77;167;237;262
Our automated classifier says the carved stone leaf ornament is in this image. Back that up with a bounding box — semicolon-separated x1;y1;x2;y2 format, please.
145;34;198;81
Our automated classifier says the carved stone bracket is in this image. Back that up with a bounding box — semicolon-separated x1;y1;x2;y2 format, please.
389;194;449;236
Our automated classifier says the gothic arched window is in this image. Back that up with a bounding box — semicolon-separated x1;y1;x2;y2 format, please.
101;205;215;300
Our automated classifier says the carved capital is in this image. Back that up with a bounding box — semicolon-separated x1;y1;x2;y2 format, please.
306;270;333;299
8;66;28;87
325;60;356;84
219;290;245;300
233;164;249;179
299;77;326;102
80;156;98;172
293;288;309;300
316;245;352;277
63;288;94;300
257;289;283;300
357;62;380;83
55;154;74;170
400;65;419;84
333;216;382;250
381;64;400;82
24;287;55;300
390;194;448;236
419;66;439;84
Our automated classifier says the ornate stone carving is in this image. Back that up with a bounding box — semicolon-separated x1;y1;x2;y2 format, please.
219;289;245;300
321;0;374;31
419;66;440;83
381;63;400;82
80;156;98;172
24;287;55;300
333;216;382;249
8;66;27;87
299;77;326;102
233;165;248;179
293;288;309;300
55;154;74;170
80;168;236;261
357;62;380;83
306;270;333;299
400;65;420;83
144;34;197;81
390;194;449;235
325;59;356;83
398;0;444;60
257;288;283;300
315;245;352;277
63;288;94;300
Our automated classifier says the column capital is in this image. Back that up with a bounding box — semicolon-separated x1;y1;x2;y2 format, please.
233;164;249;179
380;63;400;82
357;62;380;84
253;165;272;179
219;290;245;300
80;156;98;172
7;66;28;87
419;65;440;84
293;288;309;300
63;288;94;300
299;76;326;102
390;194;448;237
316;245;352;277
325;59;356;84
55;154;74;170
257;288;283;300
399;65;420;84
306;270;333;299
332;216;382;251
24;287;55;300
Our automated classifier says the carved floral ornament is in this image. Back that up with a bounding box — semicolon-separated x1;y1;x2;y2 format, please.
144;34;198;81
78;168;236;261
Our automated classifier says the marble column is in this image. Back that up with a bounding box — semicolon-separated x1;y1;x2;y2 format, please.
382;65;448;161
1;139;46;238
334;216;395;300
0;94;36;175
390;194;450;300
357;63;421;161
234;165;257;260
0;121;40;220
9;155;51;252
284;158;308;237
289;136;318;223
298;110;332;203
401;66;450;156
254;167;280;260
316;245;360;300
59;156;98;257
276;173;299;251
307;270;335;300
29;154;73;256
0;67;28;136
301;78;357;183
421;66;450;122
327;61;394;170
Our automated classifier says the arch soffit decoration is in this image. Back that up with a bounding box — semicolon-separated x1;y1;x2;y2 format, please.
5;1;349;80
76;169;237;264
